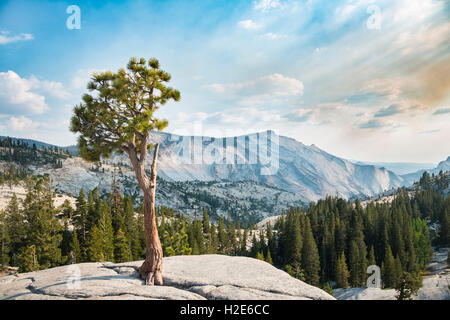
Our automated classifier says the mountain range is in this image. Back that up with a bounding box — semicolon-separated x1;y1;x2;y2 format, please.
1;132;448;222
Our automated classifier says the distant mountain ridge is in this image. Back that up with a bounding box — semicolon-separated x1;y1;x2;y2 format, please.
0;136;77;155
3;132;448;206
350;160;436;175
133;131;405;201
401;156;450;186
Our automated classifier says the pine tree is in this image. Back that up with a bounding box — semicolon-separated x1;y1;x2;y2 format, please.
348;240;360;287
123;196;138;260
285;212;302;269
99;202;115;261
20;177;62;270
17;245;39;272
368;246;376;266
86;225;105;262
202;209;210;234
335;251;350;288
189;219;205;255
227;215;237;255
381;245;396;288
60;220;72;263
394;255;403;287
209;224;218;254
217;217;228;253
256;251;264;261
395;271;422;300
68;228;82;264
265;250;273;265
73;189;88;250
301;217;320;286
0;210;10;266
5;194;24;257
240;228;248;256
266;224;275;260
250;233;259;258
114;229;130;263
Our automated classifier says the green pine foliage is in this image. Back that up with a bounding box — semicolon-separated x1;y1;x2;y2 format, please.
256;251;265;261
335;252;350;288
302;217;320;286
0;209;10;266
395;271;422;300
114;229;130;263
86;225;105;262
250;188;441;288
68;228;82;264
381;245;396;288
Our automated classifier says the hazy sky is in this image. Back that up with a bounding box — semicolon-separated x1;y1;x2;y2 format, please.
0;0;449;163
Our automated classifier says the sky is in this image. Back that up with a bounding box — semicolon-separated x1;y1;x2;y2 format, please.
0;0;449;163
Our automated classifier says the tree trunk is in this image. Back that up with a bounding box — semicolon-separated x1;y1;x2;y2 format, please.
128;142;163;285
138;187;163;285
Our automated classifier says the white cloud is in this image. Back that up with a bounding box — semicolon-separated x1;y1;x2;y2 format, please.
0;31;33;45
206;74;304;108
394;22;450;56
28;75;70;99
334;4;357;23
254;0;280;12
0;71;49;114
359;77;404;100
261;32;287;40
393;0;441;25
237;19;262;30
8;116;37;132
0;71;69;115
208;73;303;96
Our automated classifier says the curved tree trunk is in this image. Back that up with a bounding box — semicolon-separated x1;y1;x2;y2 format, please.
127;140;163;285
138;189;163;285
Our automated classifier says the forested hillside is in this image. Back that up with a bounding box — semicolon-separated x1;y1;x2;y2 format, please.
251;171;449;290
0;137;70;168
1;171;448;293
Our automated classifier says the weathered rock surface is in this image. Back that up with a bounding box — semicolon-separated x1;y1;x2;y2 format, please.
0;255;334;300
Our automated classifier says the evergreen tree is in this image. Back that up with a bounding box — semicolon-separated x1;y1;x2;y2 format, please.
70;58;181;285
240;228;248;256
17;245;39;272
0;210;10;266
123;196;139;260
99;202;115;261
5;194;24;257
209;224;218;254
68;228;81;264
86;225;105;262
217;217;228;253
188;218;206;255
395;271;422;300
20;177;62;270
368;246;376;266
335;251;350;288
114;229;130;263
394;255;403;287
265;250;273;265
256;251;264;261
381;245;396;288
227;215;237;255
285;211;302;269
250;234;259;258
202;209;210;234
73;189;88;250
301;217;320;286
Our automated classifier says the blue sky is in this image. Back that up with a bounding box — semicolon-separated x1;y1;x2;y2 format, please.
0;0;449;162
